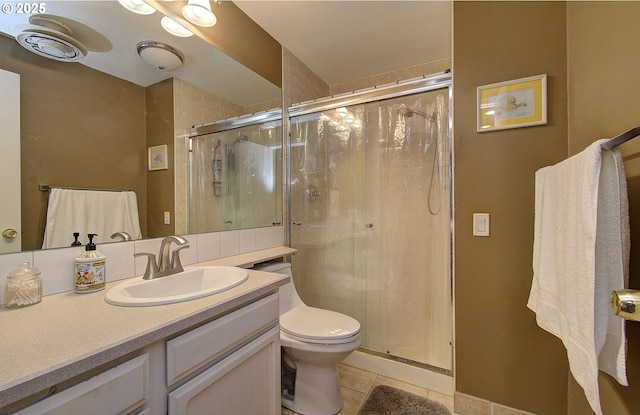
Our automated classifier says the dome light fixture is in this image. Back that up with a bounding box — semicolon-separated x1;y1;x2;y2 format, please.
182;0;217;27
160;16;193;38
136;41;184;71
117;0;156;15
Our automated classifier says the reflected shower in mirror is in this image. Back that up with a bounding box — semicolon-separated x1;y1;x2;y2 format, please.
189;113;283;233
0;1;282;252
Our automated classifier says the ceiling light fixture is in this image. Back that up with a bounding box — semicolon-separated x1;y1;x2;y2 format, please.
117;0;156;15
136;41;184;71
182;0;217;27
160;16;193;37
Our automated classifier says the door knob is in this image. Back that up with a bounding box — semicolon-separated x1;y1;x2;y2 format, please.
2;229;17;239
611;289;640;322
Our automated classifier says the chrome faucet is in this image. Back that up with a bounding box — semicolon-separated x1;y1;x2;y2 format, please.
135;235;190;280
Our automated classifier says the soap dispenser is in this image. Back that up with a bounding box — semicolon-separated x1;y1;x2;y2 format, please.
74;234;106;293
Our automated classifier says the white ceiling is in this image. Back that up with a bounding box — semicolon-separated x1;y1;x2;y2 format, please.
234;1;452;85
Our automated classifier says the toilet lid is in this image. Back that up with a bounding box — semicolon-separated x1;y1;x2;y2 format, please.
280;306;360;344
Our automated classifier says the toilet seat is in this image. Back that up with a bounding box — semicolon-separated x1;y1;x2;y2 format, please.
280;306;360;344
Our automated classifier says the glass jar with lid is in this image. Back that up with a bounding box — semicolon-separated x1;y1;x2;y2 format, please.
4;262;42;308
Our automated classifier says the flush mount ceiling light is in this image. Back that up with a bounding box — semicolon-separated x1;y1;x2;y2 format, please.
136;41;184;71
160;16;193;37
117;0;155;15
182;0;217;27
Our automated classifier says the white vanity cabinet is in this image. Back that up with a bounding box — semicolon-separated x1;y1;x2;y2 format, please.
166;294;281;415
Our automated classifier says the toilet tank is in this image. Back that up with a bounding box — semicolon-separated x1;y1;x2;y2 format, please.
252;261;304;315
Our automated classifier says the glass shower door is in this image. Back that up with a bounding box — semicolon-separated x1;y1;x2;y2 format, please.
289;87;452;372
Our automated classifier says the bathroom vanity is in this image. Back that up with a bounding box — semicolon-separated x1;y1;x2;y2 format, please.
0;247;294;414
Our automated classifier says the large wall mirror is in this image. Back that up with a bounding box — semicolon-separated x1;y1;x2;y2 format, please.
0;1;282;253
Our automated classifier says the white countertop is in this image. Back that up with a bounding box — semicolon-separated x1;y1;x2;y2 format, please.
0;246;295;408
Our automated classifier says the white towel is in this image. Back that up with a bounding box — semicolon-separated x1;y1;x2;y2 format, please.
528;139;629;415
42;189;143;249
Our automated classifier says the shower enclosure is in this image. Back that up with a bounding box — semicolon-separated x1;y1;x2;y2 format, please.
288;74;453;374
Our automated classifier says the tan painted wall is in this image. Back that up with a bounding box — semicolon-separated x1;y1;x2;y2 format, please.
145;80;174;238
0;35;147;250
566;3;640;414
453;2;570;414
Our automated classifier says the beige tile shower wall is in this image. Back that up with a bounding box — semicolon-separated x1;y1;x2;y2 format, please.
283;48;330;108
173;78;244;234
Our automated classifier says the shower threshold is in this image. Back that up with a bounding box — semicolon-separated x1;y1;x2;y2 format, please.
357;347;452;376
344;348;454;395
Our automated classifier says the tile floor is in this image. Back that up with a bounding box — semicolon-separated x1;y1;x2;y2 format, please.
281;364;455;415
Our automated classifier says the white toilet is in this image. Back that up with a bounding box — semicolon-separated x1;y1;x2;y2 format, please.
253;261;361;415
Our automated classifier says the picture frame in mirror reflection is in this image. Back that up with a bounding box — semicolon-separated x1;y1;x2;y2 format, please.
477;74;547;132
148;145;168;171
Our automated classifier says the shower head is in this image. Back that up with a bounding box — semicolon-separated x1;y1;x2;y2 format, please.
399;106;436;121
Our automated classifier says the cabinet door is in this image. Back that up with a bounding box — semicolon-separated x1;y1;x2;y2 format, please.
168;327;280;415
16;354;149;415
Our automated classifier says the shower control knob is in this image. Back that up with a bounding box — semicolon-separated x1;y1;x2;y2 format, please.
2;229;17;239
365;223;374;228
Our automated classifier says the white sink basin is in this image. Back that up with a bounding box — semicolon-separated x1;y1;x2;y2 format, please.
105;266;249;307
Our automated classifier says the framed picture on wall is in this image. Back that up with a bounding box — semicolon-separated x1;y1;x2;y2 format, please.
148;144;168;171
477;74;547;132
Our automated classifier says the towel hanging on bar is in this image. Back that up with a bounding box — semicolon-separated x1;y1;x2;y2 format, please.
42;188;142;249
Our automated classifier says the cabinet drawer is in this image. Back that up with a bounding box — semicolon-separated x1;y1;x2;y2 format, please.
168;326;280;415
16;354;149;415
166;293;278;386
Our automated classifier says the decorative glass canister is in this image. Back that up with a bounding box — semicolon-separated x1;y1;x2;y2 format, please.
4;262;42;308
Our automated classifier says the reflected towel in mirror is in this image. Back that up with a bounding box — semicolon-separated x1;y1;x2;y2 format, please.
42;189;142;249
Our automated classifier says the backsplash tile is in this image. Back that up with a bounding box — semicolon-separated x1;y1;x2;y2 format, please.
197;232;221;262
8;230;282;299
34;247;79;296
220;231;240;257
100;241;135;283
239;229;257;253
255;227;272;250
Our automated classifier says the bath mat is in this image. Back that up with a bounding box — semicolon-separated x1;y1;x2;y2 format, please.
357;385;451;415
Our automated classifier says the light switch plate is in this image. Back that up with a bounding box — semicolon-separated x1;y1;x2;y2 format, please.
164;211;171;225
473;213;490;236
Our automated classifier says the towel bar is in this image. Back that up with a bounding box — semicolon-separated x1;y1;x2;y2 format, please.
611;290;640;322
